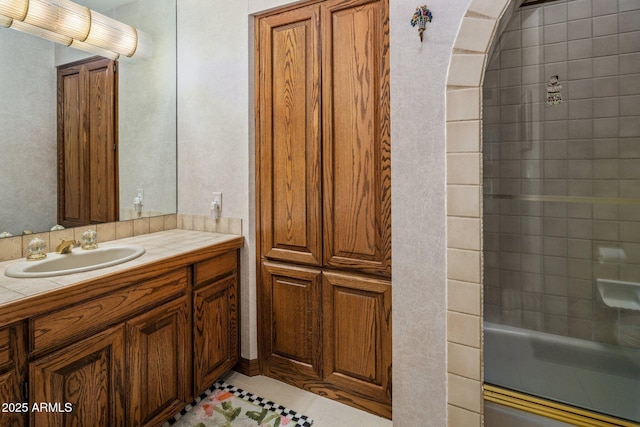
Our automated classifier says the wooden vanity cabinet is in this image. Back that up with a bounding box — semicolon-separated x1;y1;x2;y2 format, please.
127;296;190;426
30;295;191;427
29;268;189;427
193;251;239;395
0;323;27;427
7;245;242;427
30;325;127;427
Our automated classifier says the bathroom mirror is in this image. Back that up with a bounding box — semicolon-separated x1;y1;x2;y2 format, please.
0;0;177;236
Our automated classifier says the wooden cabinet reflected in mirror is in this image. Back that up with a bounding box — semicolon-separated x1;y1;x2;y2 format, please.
57;57;118;228
0;0;176;237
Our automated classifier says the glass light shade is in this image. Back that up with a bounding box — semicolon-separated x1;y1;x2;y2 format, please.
11;19;72;45
70;39;119;60
84;10;137;57
3;0;153;62
131;28;152;58
0;14;12;27
23;0;90;41
0;0;27;20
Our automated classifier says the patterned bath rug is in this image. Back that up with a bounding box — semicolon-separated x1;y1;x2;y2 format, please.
165;380;314;427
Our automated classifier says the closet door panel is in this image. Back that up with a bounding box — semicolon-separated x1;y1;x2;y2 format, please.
258;5;323;266
261;261;323;383
57;57;117;228
86;60;117;224
322;270;391;417
58;69;85;227
322;0;391;276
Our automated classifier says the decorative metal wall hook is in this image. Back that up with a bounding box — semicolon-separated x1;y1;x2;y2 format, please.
410;5;433;42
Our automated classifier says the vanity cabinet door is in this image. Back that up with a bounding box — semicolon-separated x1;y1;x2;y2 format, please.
193;274;238;394
127;296;190;427
193;250;239;395
0;324;27;427
29;325;126;427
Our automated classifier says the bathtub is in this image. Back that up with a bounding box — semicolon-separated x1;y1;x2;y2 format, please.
484;322;640;424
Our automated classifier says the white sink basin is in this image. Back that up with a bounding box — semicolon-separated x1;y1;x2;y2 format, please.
5;245;145;278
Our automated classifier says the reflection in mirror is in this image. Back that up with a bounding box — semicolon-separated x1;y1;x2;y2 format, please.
0;0;176;237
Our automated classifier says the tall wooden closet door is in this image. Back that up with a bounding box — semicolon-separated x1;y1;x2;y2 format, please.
258;5;323;266
321;0;391;277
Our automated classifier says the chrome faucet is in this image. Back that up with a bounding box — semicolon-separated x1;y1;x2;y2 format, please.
55;239;79;254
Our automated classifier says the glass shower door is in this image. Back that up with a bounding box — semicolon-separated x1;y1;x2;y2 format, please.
482;0;640;423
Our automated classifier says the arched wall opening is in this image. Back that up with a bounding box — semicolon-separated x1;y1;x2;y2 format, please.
445;0;521;425
447;0;640;425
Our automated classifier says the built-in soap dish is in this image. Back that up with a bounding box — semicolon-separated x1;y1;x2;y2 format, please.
596;278;640;311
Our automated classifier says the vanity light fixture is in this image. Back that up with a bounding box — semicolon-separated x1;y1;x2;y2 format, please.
6;16;121;59
0;13;11;26
0;0;27;21
23;0;91;41
0;0;151;59
69;37;120;60
11;18;73;44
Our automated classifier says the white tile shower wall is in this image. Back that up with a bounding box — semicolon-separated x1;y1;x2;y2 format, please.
483;0;640;345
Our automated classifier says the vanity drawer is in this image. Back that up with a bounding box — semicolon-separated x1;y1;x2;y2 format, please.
194;250;237;287
31;267;188;354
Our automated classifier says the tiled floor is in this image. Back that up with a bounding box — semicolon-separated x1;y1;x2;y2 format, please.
221;371;393;427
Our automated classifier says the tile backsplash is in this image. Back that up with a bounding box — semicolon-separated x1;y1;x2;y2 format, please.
0;214;242;262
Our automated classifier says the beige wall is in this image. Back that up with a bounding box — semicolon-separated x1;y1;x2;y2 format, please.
112;0;177;219
0;31;57;236
177;0;255;366
391;1;472;425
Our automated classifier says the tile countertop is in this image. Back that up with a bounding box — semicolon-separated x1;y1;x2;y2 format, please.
0;229;244;327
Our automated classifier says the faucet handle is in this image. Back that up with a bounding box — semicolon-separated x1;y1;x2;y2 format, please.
27;238;47;261
81;229;98;250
